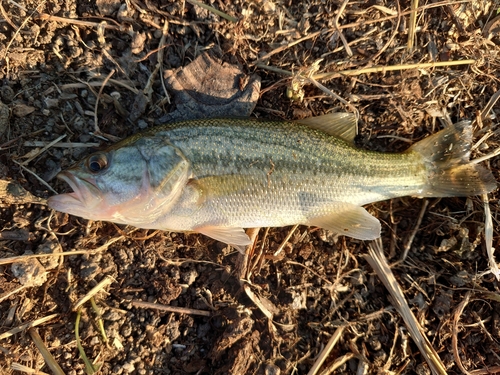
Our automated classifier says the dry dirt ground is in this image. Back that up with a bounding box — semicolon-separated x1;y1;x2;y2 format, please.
2;0;500;374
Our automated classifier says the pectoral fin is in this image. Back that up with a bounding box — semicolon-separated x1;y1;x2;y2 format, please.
307;203;381;240
196;225;252;250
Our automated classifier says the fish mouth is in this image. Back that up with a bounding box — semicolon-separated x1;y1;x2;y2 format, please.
47;171;102;219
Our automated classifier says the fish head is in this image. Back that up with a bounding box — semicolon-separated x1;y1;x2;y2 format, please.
48;136;191;225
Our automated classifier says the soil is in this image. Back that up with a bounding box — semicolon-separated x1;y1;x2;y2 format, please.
1;1;500;374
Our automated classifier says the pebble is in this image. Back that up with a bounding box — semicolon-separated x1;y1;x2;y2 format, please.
11;251;47;286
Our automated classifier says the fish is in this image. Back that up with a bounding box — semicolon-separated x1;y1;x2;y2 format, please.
48;113;497;248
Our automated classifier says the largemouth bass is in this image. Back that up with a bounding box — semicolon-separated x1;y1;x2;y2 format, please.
48;114;496;247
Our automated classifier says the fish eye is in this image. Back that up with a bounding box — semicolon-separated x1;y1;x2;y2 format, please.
87;153;108;173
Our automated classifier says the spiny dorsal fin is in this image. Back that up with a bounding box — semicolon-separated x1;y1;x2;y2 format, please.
296;112;358;144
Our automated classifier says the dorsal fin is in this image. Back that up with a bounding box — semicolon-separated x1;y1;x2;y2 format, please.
295;112;358;144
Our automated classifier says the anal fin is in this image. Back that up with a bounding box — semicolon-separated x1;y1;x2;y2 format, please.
307;203;381;240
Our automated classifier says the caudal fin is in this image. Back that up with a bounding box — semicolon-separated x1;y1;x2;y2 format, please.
410;121;497;197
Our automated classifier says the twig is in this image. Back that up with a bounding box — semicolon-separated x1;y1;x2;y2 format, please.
157;21;171;104
401;199;428;261
333;0;352;56
482;194;500;280
24;141;100;148
2;1;47;62
468;147;500;165
10;363;50;375
0;1;19;29
273;224;299;256
20;134;66;166
305;76;359;120
38;13;131;33
479;89;500;122
0;283;37;304
94;69;115;134
254;30;322;63
257;60;476;82
408;0;419;50
131;301;211;316
366;239;447;375
0;234;131;266
12;160;57;194
307;325;347;375
452;292;471;375
242;283;275;320
60;79;139;94
72;276;114;311
312;60;476;81
0;314;59;340
28;328;65;375
287;261;333;285
185;0;238;22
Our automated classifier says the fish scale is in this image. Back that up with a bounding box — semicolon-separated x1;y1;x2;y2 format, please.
48;114;496;248
152;119;428;206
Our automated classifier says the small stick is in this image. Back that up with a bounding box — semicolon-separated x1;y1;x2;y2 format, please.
2;1;46;61
185;0;237;22
307;325;347;375
313;60;476;80
479;89;500;122
157;21;171;104
28;328;65;375
0;234;132;266
0;1;19;29
273;224;299;256
468;147;500;165
72;276;114;311
131;301;211;317
333;0;352;56
24;141;100;148
401;199;428;261
0;283;38;304
407;0;419;50
94;69;115;134
482;194;500;280
257;60;476;82
366;239;447;375
12;160;57;194
242;283;274;320
38;13;129;33
452;292;471;375
10;363;50;375
20;134;66;166
305;76;359;119
0;314;59;340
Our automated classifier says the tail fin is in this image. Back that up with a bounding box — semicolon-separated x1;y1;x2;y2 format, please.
410;121;497;197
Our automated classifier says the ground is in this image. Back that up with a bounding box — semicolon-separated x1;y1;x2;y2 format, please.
1;0;500;374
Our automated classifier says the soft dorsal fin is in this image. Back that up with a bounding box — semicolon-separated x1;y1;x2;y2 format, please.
296;112;358;144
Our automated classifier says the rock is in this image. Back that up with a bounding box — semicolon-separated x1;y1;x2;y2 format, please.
11;252;47;286
36;239;61;270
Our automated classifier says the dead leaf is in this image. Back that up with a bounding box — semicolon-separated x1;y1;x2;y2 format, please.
12;103;36;117
0;179;46;205
159;50;260;123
